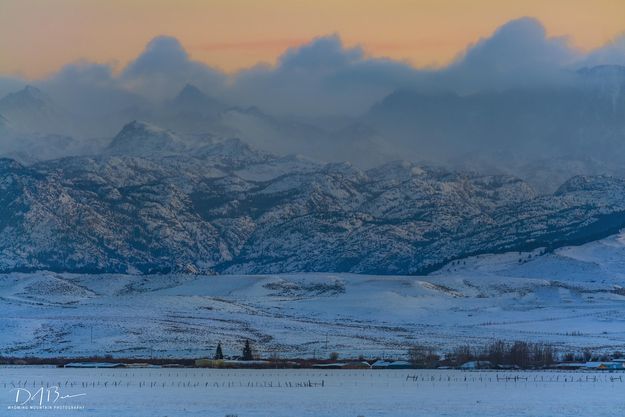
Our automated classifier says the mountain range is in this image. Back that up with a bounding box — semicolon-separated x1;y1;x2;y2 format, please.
2;120;625;275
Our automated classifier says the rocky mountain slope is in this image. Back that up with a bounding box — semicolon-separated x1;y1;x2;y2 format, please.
2;121;625;275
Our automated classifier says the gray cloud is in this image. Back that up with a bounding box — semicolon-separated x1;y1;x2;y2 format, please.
120;36;227;101
227;18;594;114
41;61;142;117
435;17;580;93
279;35;363;70
230;35;420;115
1;17;623;122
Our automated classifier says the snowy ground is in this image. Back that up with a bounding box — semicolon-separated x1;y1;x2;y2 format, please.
1;232;625;358
1;367;624;417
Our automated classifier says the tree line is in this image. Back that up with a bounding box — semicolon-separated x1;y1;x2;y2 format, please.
408;340;624;368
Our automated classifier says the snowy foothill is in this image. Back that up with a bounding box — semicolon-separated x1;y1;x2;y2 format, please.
1;232;625;359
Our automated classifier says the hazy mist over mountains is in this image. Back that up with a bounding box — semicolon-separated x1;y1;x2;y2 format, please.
5;118;625;275
1;17;625;193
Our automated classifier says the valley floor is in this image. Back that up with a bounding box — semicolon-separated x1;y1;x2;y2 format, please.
1;368;624;417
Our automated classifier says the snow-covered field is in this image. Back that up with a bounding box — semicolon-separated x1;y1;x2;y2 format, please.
1;367;624;417
1;232;625;358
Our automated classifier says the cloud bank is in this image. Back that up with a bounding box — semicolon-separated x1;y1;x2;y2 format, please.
1;17;624;118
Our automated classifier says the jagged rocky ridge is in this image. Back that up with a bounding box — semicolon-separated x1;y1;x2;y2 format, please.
2;121;625;275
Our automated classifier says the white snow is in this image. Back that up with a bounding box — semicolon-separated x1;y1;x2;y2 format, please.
1;231;625;358
0;367;623;417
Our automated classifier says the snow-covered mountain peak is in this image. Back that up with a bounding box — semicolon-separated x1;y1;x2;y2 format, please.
207;137;254;155
367;160;425;182
0;85;51;108
122;120;168;135
322;161;360;176
177;83;205;99
194;137;273;169
169;83;225;114
0;85;72;135
555;175;625;195
106;120;187;157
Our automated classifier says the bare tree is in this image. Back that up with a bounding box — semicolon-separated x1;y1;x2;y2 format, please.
509;341;530;368
487;340;506;365
408;345;439;367
453;345;474;365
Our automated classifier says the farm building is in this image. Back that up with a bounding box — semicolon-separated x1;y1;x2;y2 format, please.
583;362;624;370
371;360;392;369
313;361;371;369
64;362;124;368
459;361;494;369
371;360;412;369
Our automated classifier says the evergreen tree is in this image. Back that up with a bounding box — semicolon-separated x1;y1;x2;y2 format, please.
214;342;224;360
242;339;253;361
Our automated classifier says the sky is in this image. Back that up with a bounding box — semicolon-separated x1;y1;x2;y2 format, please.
0;1;624;188
1;0;624;79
